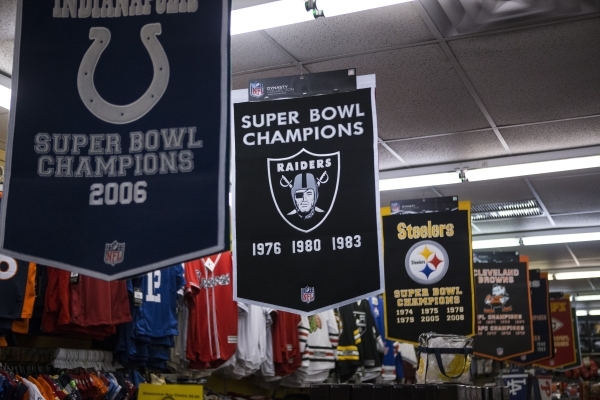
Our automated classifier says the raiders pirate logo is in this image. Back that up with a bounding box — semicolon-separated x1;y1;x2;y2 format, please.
268;148;340;233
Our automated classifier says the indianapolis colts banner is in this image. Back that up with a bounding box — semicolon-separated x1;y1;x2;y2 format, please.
383;205;475;344
0;0;230;280
232;80;383;315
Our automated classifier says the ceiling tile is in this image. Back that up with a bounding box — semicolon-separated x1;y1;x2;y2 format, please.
378;144;405;171
549;279;599;294
386;130;506;166
232;66;300;90
567;242;600;262
0;111;8;149
527;172;600;214
231;31;294;74
308;44;489;140
485;244;575;266
448;18;600;126
553;212;600;229
473;216;552;235
0;0;15;76
380;188;440;209
264;2;435;62
435;178;533;205
501;116;600;154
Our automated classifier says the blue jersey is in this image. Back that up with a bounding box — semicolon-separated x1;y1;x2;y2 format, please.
369;296;401;382
130;264;185;339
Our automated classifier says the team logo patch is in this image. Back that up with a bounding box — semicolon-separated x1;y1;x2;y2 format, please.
497;347;504;356
249;82;264;98
404;240;449;285
268;148;340;233
104;241;125;266
301;286;315;304
551;317;563;332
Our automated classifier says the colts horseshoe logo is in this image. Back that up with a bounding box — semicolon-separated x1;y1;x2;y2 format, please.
77;23;170;125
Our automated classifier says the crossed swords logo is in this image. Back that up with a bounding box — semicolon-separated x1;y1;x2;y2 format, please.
280;171;329;216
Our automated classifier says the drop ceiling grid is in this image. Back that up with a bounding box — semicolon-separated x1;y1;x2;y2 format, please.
306;44;490;140
231;32;298;73
385;129;506;166
263;2;436;62
526;173;600;214
447;17;600;126
499;116;600;155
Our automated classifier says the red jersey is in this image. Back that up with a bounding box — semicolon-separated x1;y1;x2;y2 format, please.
185;251;237;368
272;311;302;376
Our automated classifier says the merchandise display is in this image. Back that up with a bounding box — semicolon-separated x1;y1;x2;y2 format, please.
0;1;599;399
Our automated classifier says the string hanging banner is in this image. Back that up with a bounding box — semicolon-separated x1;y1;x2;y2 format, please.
0;0;230;279
232;80;383;315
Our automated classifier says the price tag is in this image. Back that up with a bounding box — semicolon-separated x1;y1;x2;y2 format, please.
133;288;143;306
70;272;79;285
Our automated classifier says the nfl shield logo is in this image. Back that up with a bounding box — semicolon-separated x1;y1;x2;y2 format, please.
497;347;504;356
249;82;264;98
104;241;125;266
301;286;315;304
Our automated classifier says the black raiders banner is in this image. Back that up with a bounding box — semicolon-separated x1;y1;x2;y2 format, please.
0;0;230;280
383;206;475;344
232;85;383;314
510;270;554;364
474;261;534;360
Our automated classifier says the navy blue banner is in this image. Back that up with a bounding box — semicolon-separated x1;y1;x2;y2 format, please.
1;0;230;279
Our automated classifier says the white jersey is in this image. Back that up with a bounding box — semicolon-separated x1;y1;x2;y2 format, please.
282;310;339;387
220;303;270;378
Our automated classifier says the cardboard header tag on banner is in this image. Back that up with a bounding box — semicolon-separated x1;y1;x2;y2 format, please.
0;1;230;279
232;75;383;315
382;201;476;344
473;260;534;360
536;297;578;369
248;69;357;101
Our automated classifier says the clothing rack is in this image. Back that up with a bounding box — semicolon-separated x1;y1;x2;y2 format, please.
0;347;115;372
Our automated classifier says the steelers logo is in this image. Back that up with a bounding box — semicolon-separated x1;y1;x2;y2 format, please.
405;240;449;285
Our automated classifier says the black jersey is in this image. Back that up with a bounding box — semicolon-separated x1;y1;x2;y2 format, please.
0;255;36;320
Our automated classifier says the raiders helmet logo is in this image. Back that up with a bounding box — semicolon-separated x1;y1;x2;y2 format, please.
268;148;340;233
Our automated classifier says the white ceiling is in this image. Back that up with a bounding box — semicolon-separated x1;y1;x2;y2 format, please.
1;0;600;303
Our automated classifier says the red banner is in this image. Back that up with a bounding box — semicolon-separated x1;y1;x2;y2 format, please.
536;298;577;369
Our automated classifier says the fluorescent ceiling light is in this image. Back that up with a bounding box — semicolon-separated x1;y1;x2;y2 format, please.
575;295;600;302
0;83;10;110
554;271;600;280
577;310;589;316
231;0;411;35
467;155;600;182
472;238;521;250
471;200;542;221
522;232;600;246
380;172;461;191
589;309;600;316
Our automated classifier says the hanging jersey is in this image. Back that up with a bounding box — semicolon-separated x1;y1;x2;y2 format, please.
272;311;302;377
306;310;338;375
335;305;361;382
185;251;237;368
369;296;398;382
351;300;383;381
131;264;185;339
0;256;36;320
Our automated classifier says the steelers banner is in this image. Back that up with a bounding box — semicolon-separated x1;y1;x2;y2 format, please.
232;85;383;315
0;0;230;279
474;261;534;360
383;207;475;344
